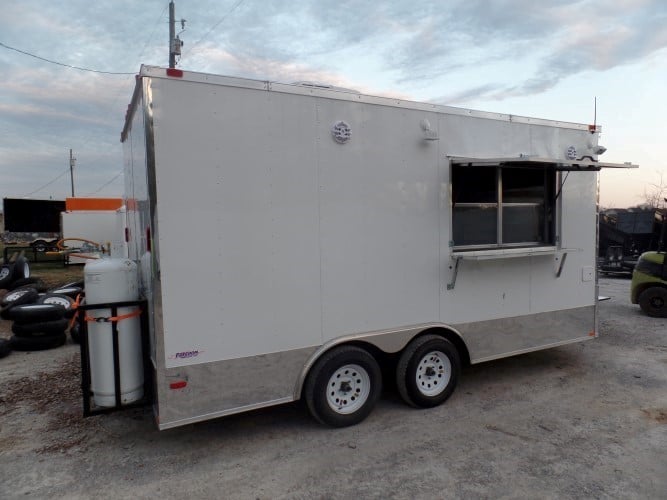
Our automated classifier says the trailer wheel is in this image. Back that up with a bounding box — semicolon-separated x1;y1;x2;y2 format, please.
304;345;382;427
32;240;48;252
1;287;39;308
396;335;460;408
638;287;667;318
12;256;30;280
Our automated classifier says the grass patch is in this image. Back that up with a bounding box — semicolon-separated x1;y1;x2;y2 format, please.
30;261;84;289
1;243;84;289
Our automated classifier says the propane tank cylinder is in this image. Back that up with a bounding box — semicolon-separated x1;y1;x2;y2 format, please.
84;258;143;407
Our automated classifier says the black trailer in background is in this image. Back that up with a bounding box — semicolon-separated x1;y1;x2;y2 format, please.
2;198;66;264
599;208;666;274
3;198;65;233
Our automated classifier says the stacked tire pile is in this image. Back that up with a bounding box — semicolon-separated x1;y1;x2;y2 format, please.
0;256;84;357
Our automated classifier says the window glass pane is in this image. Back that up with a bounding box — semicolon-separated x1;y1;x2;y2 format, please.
453;206;497;246
502;205;544;243
452;166;497;203
502;167;545;203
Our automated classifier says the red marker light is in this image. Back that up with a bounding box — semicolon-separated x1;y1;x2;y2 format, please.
169;380;187;390
166;68;183;78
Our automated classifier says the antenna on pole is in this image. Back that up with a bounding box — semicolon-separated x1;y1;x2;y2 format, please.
169;1;185;68
588;96;598;134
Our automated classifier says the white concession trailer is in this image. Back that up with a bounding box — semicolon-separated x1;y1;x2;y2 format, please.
112;65;636;429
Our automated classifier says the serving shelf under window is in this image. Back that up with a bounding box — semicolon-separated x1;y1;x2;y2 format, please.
452;246;564;260
447;247;580;290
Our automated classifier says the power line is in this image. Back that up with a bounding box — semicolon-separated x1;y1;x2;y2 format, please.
22;168;70;197
85;170;123;196
137;5;169;63
184;0;247;57
74;5;170;156
0;41;135;75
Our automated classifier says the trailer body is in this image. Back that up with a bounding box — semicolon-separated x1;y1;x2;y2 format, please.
61;209;127;264
120;66;635;429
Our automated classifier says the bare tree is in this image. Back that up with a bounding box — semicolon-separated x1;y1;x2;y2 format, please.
642;172;667;209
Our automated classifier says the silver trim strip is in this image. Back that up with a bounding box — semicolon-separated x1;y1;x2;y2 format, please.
471;335;594;364
157;397;294;430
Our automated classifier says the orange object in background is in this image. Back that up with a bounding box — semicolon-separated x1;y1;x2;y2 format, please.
65;198;122;211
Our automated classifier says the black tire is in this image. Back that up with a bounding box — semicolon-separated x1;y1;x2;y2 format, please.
70;322;82;344
47;286;83;299
12;256;30;281
6;304;66;324
0;264;14;289
12;318;69;337
1;287;39;308
396;335;460;408
0;338;11;358
32;240;48;252
304;345;382;427
0;306;13;320
8;277;46;292
9;277;39;288
59;280;85;290
10;332;67;351
638;287;667;318
37;293;75;310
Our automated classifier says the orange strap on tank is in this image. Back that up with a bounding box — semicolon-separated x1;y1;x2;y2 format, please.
68;293;85;329
84;309;142;323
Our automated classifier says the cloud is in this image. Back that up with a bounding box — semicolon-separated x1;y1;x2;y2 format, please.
187;44;411;101
421;0;667;104
1;0;665;201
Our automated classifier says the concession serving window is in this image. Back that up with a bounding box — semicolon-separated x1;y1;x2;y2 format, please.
449;156;637;252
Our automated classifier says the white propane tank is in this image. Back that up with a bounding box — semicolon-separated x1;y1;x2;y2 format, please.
84;258;144;407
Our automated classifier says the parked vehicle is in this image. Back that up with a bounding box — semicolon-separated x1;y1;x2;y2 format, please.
598;245;636;275
631;251;667;317
88;65;637;429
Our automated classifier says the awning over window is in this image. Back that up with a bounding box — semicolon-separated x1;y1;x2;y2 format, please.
449;156;638;171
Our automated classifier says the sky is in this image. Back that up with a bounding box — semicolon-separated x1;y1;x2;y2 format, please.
1;0;666;208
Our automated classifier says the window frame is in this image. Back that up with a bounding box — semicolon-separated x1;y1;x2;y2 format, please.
451;162;557;251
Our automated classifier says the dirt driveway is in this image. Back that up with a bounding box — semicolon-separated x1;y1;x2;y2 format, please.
1;277;665;499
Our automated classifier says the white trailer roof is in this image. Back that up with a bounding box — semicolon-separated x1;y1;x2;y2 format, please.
133;65;597;132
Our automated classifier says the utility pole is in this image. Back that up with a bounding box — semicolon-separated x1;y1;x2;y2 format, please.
168;1;184;68
69;148;76;197
169;1;176;68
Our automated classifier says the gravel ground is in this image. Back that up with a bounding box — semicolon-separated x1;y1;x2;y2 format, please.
0;276;665;499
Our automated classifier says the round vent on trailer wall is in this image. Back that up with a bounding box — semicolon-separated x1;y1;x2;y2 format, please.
565;145;577;160
331;121;352;144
